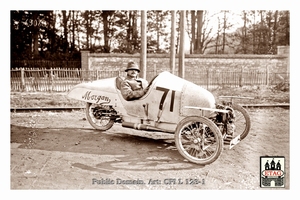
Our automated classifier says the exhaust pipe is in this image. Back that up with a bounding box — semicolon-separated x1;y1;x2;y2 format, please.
122;122;164;132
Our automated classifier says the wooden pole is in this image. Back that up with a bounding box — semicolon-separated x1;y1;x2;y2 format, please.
170;10;176;74
140;10;147;79
178;10;185;78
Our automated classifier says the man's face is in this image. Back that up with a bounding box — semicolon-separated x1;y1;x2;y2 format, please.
127;69;139;78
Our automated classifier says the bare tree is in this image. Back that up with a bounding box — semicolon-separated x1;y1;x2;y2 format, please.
61;10;70;53
32;12;39;57
187;10;215;54
126;11;139;53
214;16;221;54
195;11;203;53
200;11;214;53
239;11;246;53
190;10;196;54
267;10;278;54
221;11;228;53
101;11;115;53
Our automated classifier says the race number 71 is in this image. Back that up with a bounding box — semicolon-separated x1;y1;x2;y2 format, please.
156;86;175;112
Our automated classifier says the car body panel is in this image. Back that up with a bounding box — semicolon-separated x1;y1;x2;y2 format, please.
67;71;216;131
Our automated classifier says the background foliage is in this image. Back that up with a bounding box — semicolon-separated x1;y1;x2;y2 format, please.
10;10;290;61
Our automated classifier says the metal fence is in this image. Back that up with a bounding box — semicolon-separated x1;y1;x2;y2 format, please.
10;68;289;92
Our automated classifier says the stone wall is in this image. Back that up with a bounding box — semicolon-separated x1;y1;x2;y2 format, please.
81;46;289;78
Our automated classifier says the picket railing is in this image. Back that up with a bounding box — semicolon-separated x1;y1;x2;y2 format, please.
10;68;289;92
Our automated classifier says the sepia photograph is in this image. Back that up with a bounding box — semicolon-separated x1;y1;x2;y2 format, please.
6;0;297;198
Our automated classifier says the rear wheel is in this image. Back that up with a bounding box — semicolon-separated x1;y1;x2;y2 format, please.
86;103;115;131
175;116;223;165
231;104;251;140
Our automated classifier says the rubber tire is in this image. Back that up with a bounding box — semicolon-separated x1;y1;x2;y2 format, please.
175;116;223;165
85;103;114;131
231;104;251;140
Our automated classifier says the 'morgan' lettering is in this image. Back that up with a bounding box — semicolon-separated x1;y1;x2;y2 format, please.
82;91;111;104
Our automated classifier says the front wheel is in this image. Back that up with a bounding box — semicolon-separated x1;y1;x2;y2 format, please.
86;103;115;131
175;116;223;165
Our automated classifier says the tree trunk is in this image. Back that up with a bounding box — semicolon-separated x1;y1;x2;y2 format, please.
126;11;138;52
179;11;185;78
258;11;263;54
222;11;227;54
242;11;247;53
48;11;56;53
85;11;90;49
196;10;203;54
285;11;290;45
215;17;220;54
127;11;132;52
102;11;110;53
272;10;278;54
170;10;176;73
190;11;195;54
71;10;75;52
156;11;160;51
62;10;69;53
252;11;256;54
132;11;138;51
140;10;147;79
32;12;39;58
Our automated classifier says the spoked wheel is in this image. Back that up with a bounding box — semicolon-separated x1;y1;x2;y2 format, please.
175;116;223;165
86;103;115;131
231;104;251;140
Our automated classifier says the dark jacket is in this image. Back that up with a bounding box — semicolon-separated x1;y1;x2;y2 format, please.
120;77;148;100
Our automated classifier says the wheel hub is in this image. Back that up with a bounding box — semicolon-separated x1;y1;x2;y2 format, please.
193;138;201;144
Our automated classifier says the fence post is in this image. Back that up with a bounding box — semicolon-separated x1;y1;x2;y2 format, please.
21;68;25;91
50;68;54;92
266;65;269;86
206;69;209;90
239;68;243;87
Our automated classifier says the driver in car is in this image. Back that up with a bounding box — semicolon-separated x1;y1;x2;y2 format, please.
120;61;149;101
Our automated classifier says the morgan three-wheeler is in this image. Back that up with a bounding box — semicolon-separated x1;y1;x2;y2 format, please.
67;71;251;165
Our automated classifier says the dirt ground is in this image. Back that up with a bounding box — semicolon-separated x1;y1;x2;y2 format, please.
10;107;290;190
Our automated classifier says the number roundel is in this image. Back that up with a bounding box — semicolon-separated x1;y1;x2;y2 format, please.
156;86;175;112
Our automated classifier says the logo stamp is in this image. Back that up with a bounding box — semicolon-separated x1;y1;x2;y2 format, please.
260;156;285;188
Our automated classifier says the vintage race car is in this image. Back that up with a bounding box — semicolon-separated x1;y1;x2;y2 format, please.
67;71;251;165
